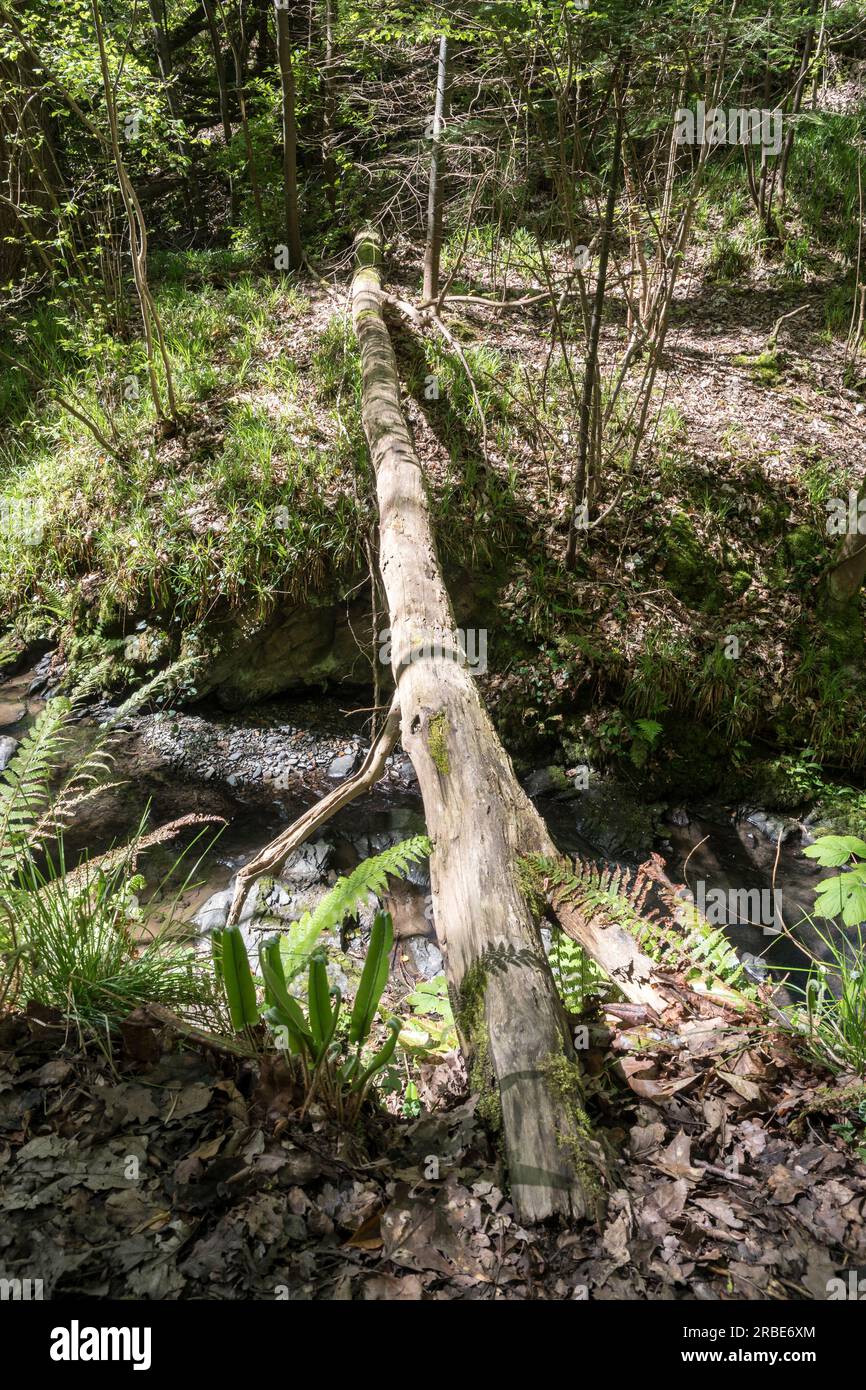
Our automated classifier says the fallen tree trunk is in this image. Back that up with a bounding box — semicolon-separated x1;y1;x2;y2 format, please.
826;524;866;606
351;229;665;1222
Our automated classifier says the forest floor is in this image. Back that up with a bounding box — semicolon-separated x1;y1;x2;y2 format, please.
2;977;864;1301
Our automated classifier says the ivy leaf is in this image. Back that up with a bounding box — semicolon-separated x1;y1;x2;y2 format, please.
803;835;866;867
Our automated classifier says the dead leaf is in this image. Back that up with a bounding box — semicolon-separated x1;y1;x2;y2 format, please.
344;1210;383;1250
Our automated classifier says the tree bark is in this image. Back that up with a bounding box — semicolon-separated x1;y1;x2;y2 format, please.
827;525;866;605
276;3;303;270
422;36;450;303
352;229;615;1223
146;0;204;227
321;0;337;214
565;64;626;569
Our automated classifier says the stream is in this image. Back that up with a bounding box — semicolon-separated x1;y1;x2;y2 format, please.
0;658;841;991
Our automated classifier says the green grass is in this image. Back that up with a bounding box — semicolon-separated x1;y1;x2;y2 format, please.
4;844;214;1031
782;919;866;1077
0;267;372;640
0;698;219;1031
0;251;527;680
706;231;754;283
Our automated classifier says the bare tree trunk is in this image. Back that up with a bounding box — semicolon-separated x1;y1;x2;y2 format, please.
91;0;178;424
216;0;265;239
146;0;204;227
321;0;338;213
827;525;866;605
777;0;818;208
202;0;238;220
565;64;626;569
276;3;303;269
422;36;450;303
351;229;623;1223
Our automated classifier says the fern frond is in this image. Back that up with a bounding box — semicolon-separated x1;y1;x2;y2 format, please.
538;852;755;1002
549;927;612;1010
279;835;431;977
0;700;74;871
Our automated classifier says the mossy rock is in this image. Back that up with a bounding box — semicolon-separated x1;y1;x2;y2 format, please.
810;791;866;840
651;719;731;798
728;568;753;597
571;773;664;858
732;757;815;813
661;512;723;611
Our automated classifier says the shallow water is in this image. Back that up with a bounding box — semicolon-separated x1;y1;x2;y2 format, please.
0;663;835;983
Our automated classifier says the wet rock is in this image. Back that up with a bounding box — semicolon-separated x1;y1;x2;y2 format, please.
281;839;332;890
744;810;790;844
0;736;17;772
328;750;359;779
27;652;54;694
392;755;418;785
197;599;376;708
568;773;664;859
123;625;171;669
740;952;768;983
524;765;572;798
407;938;443;980
193;881;259;932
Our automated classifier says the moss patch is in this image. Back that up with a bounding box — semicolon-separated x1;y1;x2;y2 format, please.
427;712;451;775
540;1053;605;1209
457;962;502;1140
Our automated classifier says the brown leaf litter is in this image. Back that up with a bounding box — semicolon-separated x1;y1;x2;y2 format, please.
0;993;864;1301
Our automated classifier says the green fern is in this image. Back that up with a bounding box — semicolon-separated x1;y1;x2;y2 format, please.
279;835;431;978
548;927;611;1010
0;697;216;1024
635;901;752;996
531;853;754;1002
0;700;72;874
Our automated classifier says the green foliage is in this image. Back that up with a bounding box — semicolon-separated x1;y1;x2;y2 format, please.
212;909;402;1124
782;923;866;1077
548;929;610;1011
706;232;753;283
629;718;663;768
212;924;259;1031
0;701;212;1027
277;835;431;978
398;974;457;1056
530;853;754;1004
637;906;752;1000
804;836;866;927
